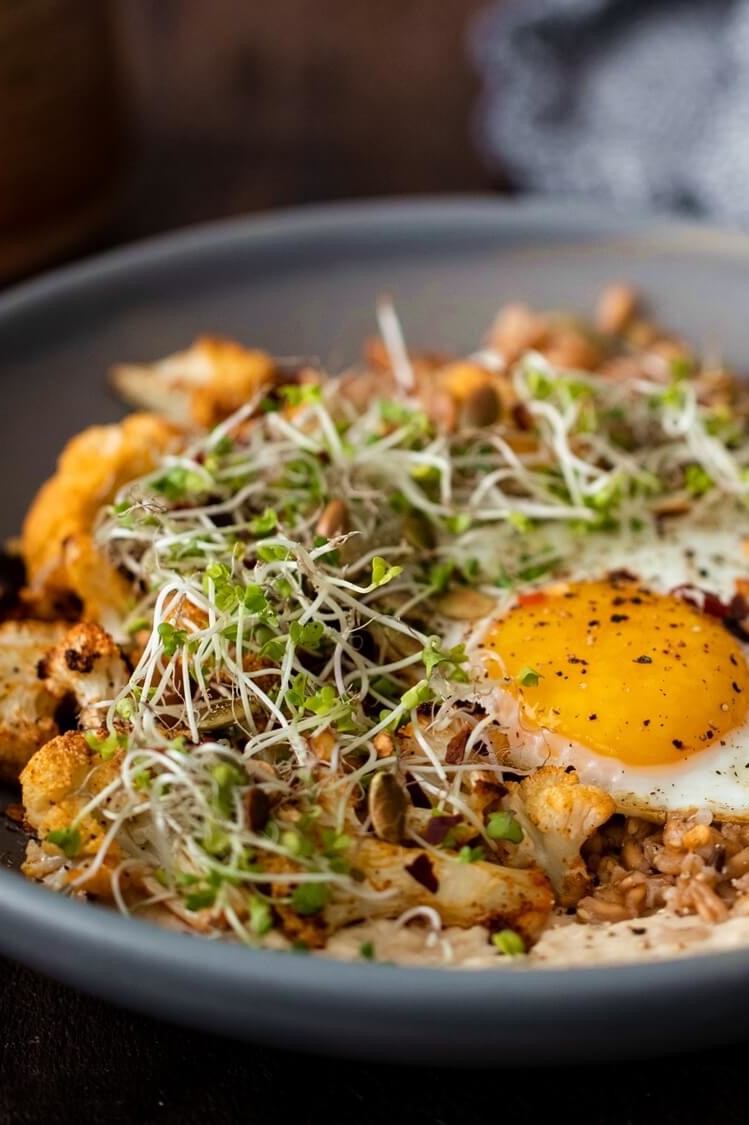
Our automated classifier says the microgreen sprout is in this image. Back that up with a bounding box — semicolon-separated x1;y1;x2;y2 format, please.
492;929;525;956
486;812;524;844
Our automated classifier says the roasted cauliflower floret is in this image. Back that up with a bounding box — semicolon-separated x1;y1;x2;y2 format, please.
40;622;129;730
505;766;616;908
271;839;553;949
111;337;277;429
21;413;177;623
20;731;124;895
0;620;69;781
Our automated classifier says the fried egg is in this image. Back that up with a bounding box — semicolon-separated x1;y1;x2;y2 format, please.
461;513;749;820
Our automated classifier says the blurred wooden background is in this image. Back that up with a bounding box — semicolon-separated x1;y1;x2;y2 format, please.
117;0;496;239
0;0;500;278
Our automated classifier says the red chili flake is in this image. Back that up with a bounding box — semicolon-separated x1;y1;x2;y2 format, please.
671;585;749;642
405;774;432;809
444;728;469;765
607;569;638;585
518;591;547;607
423;814;462;846
405;853;439;894
512;402;533;431
671;584;729;619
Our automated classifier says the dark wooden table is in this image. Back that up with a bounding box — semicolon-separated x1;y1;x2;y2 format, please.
3;3;748;1120
1;954;748;1125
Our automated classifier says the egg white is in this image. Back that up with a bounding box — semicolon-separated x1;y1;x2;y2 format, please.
448;503;749;820
478;682;749;822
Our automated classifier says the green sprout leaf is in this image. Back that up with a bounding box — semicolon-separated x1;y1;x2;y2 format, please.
248;895;274;936
422;637;469;682
380;400;430;434
427;561;455;593
157;621;189;657
444;513;472;536
518;666;541;687
492;929;525;956
279;383;323;408
210;762;246;817
249;508;278;535
508;511;534;533
184;887;217;912
46;827;81;859
305;684;338;716
84;730;128;760
684;463;713;498
291;881;330;915
256;544;292;563
151;465;209;501
400;679;434;711
486;812;524;844
289;620;325;651
371;556;404;588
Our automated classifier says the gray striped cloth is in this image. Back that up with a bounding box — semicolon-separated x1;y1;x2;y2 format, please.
471;0;749;222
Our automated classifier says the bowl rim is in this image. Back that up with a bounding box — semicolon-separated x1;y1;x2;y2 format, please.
5;194;749;1038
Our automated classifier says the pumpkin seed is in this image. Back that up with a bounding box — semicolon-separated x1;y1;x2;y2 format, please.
316;498;348;539
435;588;496;621
368;771;409;843
459;383;501;428
244;786;271;832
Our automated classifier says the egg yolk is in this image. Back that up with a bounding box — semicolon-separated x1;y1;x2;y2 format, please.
482;577;749;766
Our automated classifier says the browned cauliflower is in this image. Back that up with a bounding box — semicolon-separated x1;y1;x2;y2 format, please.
111;337;277;429
20;731;124;896
22;413;177;622
0;620;69;781
505;766;616;908
40;622;129;730
271;839;553;949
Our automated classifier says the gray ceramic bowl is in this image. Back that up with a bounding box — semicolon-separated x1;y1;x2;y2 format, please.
3;198;749;1065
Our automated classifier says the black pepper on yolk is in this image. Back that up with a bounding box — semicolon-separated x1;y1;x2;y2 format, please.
482;578;749;767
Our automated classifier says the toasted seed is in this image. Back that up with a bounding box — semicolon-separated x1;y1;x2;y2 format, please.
197;699;243;730
511;402;533;431
459;383;501;428
244;786;271;832
316;498;348;539
653;495;692;518
596;284;639;335
369;771;409;843
435;588;496;621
